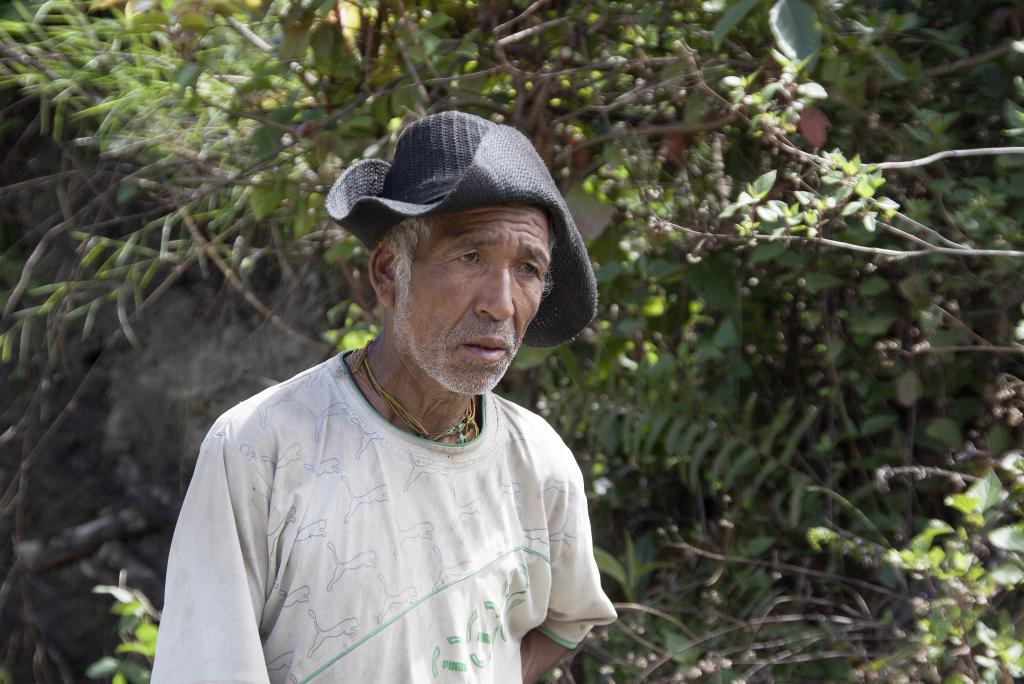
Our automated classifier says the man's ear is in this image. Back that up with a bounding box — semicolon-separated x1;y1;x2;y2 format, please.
368;243;398;310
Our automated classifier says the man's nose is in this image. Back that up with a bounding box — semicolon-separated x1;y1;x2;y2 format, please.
475;268;515;322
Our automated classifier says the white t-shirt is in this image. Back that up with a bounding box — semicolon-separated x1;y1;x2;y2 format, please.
153;354;616;683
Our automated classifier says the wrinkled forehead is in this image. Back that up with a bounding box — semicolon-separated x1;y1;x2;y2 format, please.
431;204;552;248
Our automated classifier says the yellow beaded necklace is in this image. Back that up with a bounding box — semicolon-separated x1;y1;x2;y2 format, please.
350;343;480;444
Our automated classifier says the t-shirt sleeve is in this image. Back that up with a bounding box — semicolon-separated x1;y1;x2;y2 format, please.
537;457;617;649
152;419;272;683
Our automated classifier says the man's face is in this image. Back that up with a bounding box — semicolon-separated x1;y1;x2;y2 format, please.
390;205;551;395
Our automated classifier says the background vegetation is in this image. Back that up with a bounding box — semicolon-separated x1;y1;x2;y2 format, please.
2;0;1024;681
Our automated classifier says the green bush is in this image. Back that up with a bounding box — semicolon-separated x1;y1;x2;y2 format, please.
1;0;1023;679
87;584;158;684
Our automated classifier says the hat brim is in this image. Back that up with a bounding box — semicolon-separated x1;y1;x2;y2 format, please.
325;128;597;348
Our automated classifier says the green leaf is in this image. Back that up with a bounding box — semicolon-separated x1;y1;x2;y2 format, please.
944;494;979;517
959;470;1006;514
988;424;1012;458
251;126;283;159
312;22;348;74
989;524;1024;553
128;9;170;30
749;241;786;264
796;81;827;99
855;178;877;199
712;0;761;48
593;546;628;593
512;346;552;370
178;11;209;32
686;254;735;312
279;25;310;61
803;272;843;294
712;318;740;347
250;185;284;219
86;657;120;679
909;519;954;554
858;276;890;297
172;62;202;88
925;417;963;451
641;295;666;318
850;314;895;337
134;622;158;646
661;629;700;666
991;562;1024;585
768;0;820;62
860;414;897;437
119;661;150;684
115;642;154;657
422;11;452;31
116;182;140;205
751;169;777;198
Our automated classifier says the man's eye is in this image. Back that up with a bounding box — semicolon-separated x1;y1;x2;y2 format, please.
520;263;541;277
458;252;480;264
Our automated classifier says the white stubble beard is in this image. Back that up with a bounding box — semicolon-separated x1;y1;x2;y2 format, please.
391;279;520;395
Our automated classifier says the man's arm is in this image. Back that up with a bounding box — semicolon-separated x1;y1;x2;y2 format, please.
520;629;571;683
152;423;272;682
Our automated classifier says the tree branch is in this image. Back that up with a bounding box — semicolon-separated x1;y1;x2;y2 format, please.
224;16;318;89
658;217;1024;260
495;17;569;49
924;41;1018;79
494;0;551;36
875;146;1024;170
658;218;922;258
181;210;330;354
560;113;738;161
891;210;967;249
15;509;149;573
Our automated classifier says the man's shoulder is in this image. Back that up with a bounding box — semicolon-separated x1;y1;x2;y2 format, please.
490;392;560;438
209;356;341;440
490;392;577;464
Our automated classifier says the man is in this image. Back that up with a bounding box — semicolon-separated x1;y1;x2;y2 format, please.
153;111;616;683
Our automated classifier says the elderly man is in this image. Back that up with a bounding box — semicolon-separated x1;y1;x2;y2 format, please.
153;111;616;683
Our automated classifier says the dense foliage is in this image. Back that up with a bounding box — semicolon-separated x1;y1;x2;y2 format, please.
2;0;1024;681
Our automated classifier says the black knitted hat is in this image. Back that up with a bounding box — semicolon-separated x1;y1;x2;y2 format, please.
325;110;597;348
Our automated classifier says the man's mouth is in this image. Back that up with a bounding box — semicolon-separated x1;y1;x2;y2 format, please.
465;337;507;351
460;337;510;362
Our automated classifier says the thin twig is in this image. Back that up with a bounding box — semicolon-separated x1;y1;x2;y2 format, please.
879;220;944;251
879;465;980;483
224;16;317;89
665;539;908;601
876;221;1024;257
2;222;71;327
875;146;1024;170
660;217;1024;260
614;602;698;639
556;114;738;167
394;37;430;108
906;344;1024;356
0;216;237;517
923;41;1018;79
495;17;569;48
659;218;921;258
638;611;870;679
494;0;551;35
892;210;967;249
181;210;329;354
